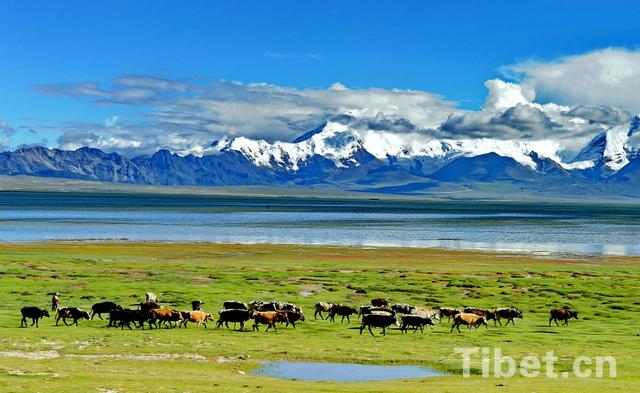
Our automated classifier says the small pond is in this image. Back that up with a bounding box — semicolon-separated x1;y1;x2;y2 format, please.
250;361;449;382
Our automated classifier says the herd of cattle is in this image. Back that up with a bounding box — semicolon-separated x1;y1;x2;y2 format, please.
18;294;580;335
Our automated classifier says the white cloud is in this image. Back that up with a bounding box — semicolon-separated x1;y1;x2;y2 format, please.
483;79;534;111
504;48;640;113
265;51;324;60
29;49;638;159
104;115;119;127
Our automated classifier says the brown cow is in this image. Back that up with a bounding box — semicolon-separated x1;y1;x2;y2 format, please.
549;308;578;326
439;307;460;323
451;313;487;332
494;307;523;326
464;307;496;322
252;311;287;332
149;308;183;329
180;311;213;328
371;298;388;307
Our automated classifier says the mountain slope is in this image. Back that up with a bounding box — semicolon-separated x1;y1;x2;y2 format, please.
0;146;148;183
429;153;539;182
0;114;639;197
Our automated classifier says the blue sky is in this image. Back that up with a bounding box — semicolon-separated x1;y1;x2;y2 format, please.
1;1;640;153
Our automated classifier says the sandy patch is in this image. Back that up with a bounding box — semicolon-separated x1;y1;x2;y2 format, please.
0;350;60;360
65;353;207;362
0;350;207;362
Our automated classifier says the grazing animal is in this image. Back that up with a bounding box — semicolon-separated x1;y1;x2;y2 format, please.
20;307;50;328
149;308;183;329
549;309;578;326
132;301;161;315
464;307;496;322
358;306;372;318
494;308;523;326
180;310;213;328
248;301;277;312
411;307;440;321
216;309;251;331
191;300;205;311
438;307;460;323
277;302;302;313
56;307;90;326
108;309;146;330
223;301;247;310
90;301;122;320
371;298;388;307
391;303;415;314
251;311;288;332
359;306;395;317
359;313;399;336
314;302;339;320
328;305;358;323
279;310;305;328
451;313;487;333
400;315;434;333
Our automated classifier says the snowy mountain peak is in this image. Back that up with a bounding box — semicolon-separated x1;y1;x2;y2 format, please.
573;116;640;172
210;116;569;173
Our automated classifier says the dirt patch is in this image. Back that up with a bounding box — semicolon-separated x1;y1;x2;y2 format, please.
0;350;207;362
0;350;60;360
5;369;62;378
216;355;249;363
299;284;323;296
65;353;208;362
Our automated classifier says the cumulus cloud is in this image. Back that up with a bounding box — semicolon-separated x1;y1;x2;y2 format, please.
504;48;640;113
483;79;534;111
40;77;456;155
27;50;638;159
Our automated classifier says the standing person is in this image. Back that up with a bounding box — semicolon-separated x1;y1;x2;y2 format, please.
51;292;60;312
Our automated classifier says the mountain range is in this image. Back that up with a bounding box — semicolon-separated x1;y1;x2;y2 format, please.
1;114;639;197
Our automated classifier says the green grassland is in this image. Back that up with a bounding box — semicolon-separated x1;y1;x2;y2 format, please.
0;242;638;392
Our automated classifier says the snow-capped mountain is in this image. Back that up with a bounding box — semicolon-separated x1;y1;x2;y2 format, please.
573;115;640;173
1;113;639;197
212;118;566;175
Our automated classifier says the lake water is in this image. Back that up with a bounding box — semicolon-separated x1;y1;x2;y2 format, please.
249;361;448;381
1;191;640;256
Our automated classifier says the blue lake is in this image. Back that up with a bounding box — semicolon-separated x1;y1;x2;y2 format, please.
249;361;449;381
1;191;639;255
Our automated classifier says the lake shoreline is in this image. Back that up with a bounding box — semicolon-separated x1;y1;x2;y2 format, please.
2;240;638;263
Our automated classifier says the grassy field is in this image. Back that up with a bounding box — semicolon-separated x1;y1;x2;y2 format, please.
0;242;638;392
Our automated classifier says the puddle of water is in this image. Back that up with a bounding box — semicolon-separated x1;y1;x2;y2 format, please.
250;361;449;382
